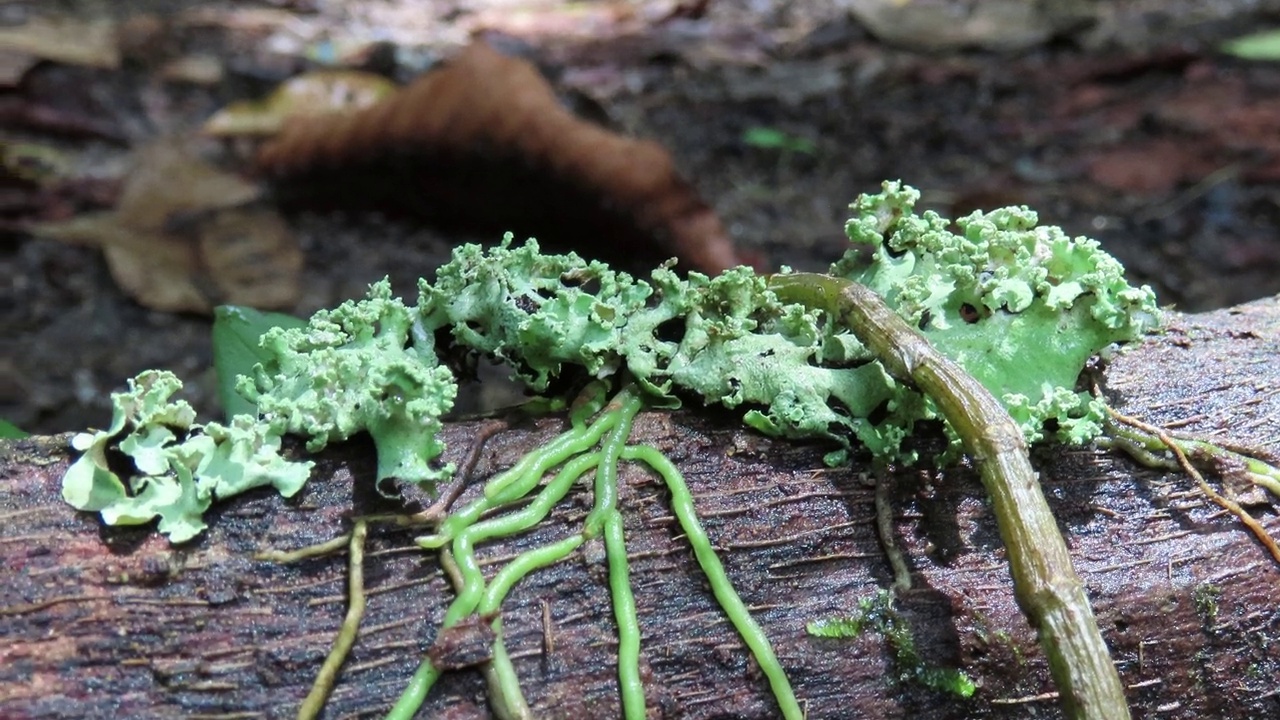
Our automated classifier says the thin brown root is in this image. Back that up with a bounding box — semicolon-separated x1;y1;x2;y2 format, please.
297;520;369;720
256;533;352;563
874;472;912;594
1107;408;1280;564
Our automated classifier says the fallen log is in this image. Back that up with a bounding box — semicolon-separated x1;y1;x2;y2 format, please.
2;298;1279;719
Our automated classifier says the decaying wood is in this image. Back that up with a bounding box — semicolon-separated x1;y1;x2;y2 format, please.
3;298;1280;719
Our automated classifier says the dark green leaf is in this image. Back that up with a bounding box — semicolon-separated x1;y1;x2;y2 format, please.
212;305;306;420
0;419;29;439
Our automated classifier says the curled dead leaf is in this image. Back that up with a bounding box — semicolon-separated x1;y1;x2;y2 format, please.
256;42;747;274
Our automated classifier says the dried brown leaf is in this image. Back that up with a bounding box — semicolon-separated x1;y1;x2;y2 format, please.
257;42;746;274
30;141;300;313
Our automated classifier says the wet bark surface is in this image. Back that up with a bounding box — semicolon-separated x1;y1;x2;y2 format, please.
3;299;1279;720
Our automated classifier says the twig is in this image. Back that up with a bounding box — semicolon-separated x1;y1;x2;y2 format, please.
769;273;1129;720
256;534;351;563
603;509;645;719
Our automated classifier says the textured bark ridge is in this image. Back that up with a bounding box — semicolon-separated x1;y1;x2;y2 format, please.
3;299;1279;719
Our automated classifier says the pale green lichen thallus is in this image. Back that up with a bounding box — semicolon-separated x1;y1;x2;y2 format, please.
61;181;1159;542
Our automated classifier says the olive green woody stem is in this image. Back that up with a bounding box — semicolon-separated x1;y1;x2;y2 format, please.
768;273;1129;720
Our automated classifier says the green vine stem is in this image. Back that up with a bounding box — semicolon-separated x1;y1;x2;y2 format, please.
480;534;587;720
418;414;618;550
387;453;601;719
486;407;622;505
584;390;643;537
585;390;646;716
389;391;644;719
604;508;645;719
769;273;1129;720
622;444;804;720
483;617;532;720
387;384;806;719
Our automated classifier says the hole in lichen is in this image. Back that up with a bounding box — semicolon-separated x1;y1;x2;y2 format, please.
1042;418;1060;436
883;240;909;259
959;304;980;323
866;399;892;426
654;317;686;345
108;448;141;494
559;270;601;295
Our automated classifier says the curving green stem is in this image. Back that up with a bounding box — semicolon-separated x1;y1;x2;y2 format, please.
1103;418;1280;498
769;272;1128;720
389;390;643;720
1104;409;1280;563
486;406;622;504
584;389;643;538
603;508;645;719
574;388;647;716
419;413;618;549
481;534;587;720
483;618;530;720
384;532;502;719
389;453;600;719
459;453;601;547
481;535;587;614
297;520;368;720
622;444;803;720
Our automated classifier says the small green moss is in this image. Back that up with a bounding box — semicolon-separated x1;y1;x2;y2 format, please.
1191;647;1213;690
1192;583;1222;631
991;629;1025;666
807;590;976;698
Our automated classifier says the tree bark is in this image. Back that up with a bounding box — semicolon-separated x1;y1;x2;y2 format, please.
3;299;1279;720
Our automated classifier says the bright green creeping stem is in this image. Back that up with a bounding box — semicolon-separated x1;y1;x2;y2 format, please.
387;452;603;719
390;386;804;719
482;535;588;614
587;390;646;717
486;408;620;504
605;509;645;719
484;617;531;720
622;444;804;720
419;414;618;550
585;390;643;537
482;534;587;720
389;390;648;719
